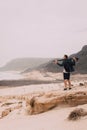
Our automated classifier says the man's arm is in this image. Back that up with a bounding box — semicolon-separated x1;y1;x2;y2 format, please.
57;62;64;66
54;60;64;66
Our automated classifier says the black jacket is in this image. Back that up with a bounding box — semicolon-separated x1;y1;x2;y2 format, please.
57;58;75;72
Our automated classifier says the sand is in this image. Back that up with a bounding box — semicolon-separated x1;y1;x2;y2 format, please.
0;104;87;130
0;72;87;130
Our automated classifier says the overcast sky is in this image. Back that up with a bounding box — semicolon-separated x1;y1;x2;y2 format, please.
0;0;87;66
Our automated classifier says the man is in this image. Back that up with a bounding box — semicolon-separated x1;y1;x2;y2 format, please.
54;55;78;90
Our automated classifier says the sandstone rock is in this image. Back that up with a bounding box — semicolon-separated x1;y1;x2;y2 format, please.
1;108;11;118
25;91;87;115
26;96;58;115
0;99;23;119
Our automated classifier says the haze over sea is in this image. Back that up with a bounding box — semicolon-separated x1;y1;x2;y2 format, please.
0;71;24;80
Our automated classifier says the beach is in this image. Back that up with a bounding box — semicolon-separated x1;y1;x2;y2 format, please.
0;71;87;130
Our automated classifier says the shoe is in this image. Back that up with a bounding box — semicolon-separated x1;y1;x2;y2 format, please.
64;88;67;91
69;87;72;90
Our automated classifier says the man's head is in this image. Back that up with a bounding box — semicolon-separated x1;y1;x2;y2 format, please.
64;55;68;59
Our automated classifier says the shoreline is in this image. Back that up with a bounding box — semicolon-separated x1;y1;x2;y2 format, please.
0;79;62;88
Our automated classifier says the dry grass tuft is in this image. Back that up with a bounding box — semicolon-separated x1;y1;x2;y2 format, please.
68;108;87;121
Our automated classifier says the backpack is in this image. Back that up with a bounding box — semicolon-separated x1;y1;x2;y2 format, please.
63;58;75;72
69;58;75;72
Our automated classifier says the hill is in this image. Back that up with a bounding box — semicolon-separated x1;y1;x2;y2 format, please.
0;58;51;71
70;45;87;73
1;45;87;74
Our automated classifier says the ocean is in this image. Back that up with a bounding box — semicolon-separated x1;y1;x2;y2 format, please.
0;71;24;80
